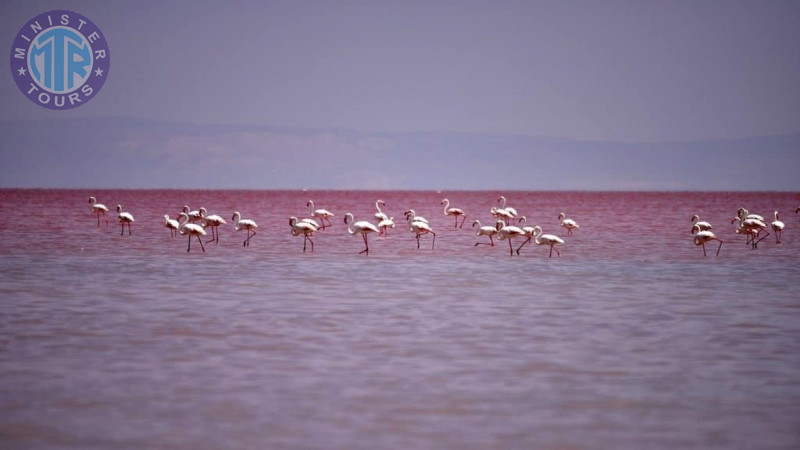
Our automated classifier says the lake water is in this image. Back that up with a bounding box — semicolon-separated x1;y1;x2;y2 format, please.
1;189;799;449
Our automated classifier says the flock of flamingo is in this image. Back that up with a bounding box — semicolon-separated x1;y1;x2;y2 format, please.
88;196;579;256
691;207;795;256
89;196;797;257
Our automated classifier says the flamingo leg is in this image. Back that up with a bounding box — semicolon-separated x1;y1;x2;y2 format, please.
516;237;531;255
128;223;132;236
754;231;769;248
508;239;514;256
187;234;192;252
459;215;467;229
308;234;314;252
551;245;560;257
360;233;369;254
701;242;707;257
197;234;205;252
715;239;723;256
431;231;436;249
416;233;421;249
302;235;307;252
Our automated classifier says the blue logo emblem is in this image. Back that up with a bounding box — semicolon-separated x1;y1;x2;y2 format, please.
10;10;110;110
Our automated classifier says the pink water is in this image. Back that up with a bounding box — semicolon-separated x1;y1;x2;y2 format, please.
1;189;799;449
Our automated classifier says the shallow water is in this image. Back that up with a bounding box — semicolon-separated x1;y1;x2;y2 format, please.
1;189;799;449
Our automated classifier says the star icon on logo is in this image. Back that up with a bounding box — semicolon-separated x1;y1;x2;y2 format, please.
94;68;104;77
17;67;27;76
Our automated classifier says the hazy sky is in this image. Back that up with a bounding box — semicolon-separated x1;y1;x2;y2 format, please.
3;0;799;143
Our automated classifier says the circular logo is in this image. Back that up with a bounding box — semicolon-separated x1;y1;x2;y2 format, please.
9;10;110;110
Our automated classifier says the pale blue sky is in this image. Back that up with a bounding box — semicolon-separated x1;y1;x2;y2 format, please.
3;0;799;142
1;1;799;189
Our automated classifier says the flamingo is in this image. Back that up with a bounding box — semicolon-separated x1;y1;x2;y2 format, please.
691;214;713;233
771;211;785;244
496;220;525;256
557;212;580;235
199;207;226;244
737;207;765;222
731;215;768;249
404;209;428;224
472;219;497;246
178;212;206;252
441;198;467;228
490;206;514;224
289;216;317;252
377;216;395;236
344;213;379;255
164;214;180;238
89;196;109;227
519;225;565;257
232;211;258;247
116;205;134;236
408;218;436;249
497;196;518;217
182;205;202;223
692;225;723;256
307;200;334;230
518;216;536;236
374;200;389;221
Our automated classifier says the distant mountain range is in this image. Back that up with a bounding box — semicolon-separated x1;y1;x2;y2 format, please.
1;117;798;190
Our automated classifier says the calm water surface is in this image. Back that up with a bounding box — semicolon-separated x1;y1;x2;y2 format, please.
1;189;799;449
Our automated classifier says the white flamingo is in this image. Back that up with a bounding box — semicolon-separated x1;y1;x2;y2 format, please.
490;206;514;224
519;225;565;257
116;205;134;236
441;198;467;228
289;216;317;252
737;207;765;223
472;219;497;246
404;209;428;224
182;205;202;223
307;200;334;230
408;218;436;249
692;225;723;256
497;220;525;256
178;212;206;253
199;207;226;244
89;196;109;227
377;216;395;237
164;214;180;238
691;214;713;233
558;212;580;235
497;196;518;217
771;211;785;244
344;213;379;255
374;200;389;221
731;215;768;249
232;211;258;247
